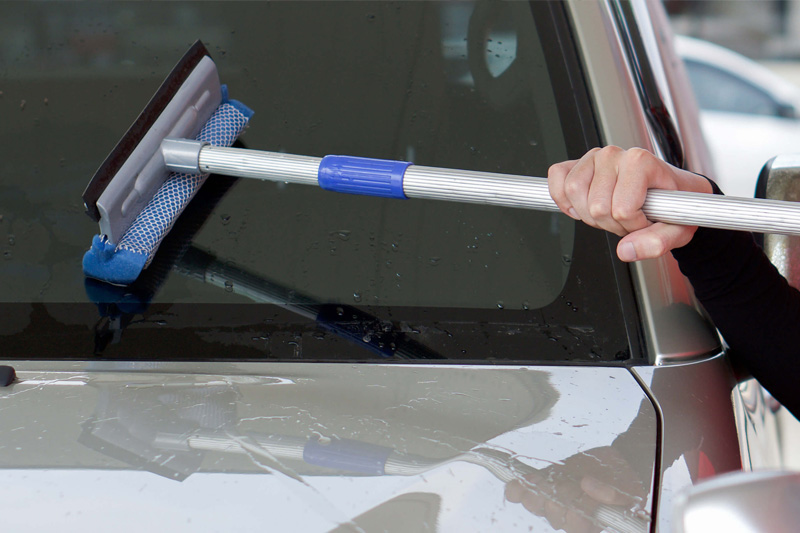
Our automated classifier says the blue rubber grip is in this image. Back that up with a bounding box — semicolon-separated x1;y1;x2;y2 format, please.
318;155;411;199
303;437;392;475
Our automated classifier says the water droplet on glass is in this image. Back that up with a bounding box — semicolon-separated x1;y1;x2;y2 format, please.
522;301;530;311
155;320;167;326
562;254;572;264
3;251;11;260
318;435;332;445
220;214;231;225
336;306;344;317
337;230;351;241
496;301;504;309
362;333;372;343
7;235;14;246
428;257;440;266
353;292;362;303
224;280;234;292
391;242;399;252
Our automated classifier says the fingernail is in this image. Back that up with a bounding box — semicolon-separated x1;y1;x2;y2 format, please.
618;242;637;262
568;208;580;220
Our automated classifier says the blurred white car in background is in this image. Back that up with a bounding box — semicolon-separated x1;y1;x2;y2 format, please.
676;34;800;197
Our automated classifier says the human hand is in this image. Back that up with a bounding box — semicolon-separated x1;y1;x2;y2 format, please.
548;147;713;262
505;446;647;533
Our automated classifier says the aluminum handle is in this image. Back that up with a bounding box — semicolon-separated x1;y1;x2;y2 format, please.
168;143;800;236
405;165;800;235
199;144;321;186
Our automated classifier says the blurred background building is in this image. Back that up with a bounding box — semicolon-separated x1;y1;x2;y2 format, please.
666;0;798;58
667;0;800;86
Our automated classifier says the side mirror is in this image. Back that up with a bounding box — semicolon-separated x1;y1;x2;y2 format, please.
672;470;800;533
755;154;800;289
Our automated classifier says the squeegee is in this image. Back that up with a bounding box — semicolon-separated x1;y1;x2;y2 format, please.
82;41;253;285
83;40;800;286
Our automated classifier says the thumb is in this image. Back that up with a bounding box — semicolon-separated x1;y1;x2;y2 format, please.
616;223;697;262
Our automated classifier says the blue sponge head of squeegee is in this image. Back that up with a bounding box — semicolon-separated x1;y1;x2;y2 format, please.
82;91;253;286
83;234;148;288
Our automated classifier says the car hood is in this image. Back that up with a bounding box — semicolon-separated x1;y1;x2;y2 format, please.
0;361;655;532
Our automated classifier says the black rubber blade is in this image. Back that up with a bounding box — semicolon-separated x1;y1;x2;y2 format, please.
82;40;212;222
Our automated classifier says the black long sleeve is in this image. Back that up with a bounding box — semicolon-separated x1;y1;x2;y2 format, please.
671;224;800;420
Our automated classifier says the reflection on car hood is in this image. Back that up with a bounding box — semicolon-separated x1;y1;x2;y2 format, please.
0;362;656;532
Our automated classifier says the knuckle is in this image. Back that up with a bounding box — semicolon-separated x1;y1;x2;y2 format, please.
645;232;670;256
625;147;656;169
626;147;650;161
563;178;584;197
611;203;637;222
548;162;567;178
588;201;610;220
595;145;622;162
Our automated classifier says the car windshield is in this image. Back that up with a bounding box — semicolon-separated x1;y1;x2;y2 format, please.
1;1;630;363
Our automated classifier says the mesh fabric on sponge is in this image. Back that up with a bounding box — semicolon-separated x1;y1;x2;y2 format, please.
83;94;253;286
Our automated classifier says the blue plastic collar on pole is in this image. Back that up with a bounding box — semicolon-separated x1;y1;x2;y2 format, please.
317;155;411;199
303;437;392;475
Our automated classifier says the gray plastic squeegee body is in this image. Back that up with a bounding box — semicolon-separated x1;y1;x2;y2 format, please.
96;57;222;245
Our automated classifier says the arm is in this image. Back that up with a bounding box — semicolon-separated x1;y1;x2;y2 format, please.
672;224;800;418
549;147;800;420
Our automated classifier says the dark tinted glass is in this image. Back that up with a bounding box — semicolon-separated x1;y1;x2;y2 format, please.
0;1;630;363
